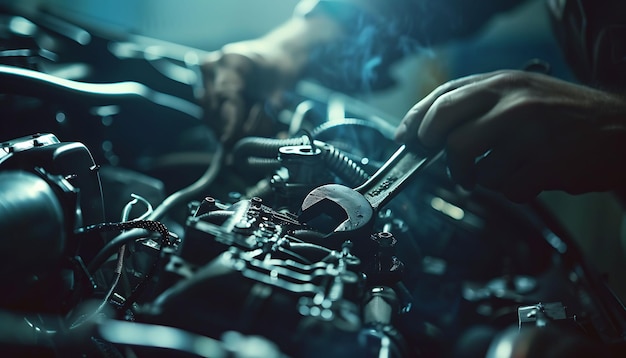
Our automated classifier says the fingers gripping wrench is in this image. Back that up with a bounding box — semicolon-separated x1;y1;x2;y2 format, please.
298;144;442;234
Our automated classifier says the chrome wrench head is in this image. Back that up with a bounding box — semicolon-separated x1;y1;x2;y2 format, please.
298;144;441;234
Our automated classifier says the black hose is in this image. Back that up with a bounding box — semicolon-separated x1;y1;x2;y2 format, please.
244;157;282;173
78;220;171;276
233;136;309;161
232;136;310;176
0;64;203;119
86;230;151;274
320;144;371;186
147;144;224;222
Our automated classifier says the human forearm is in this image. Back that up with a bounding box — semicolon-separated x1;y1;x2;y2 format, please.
216;5;345;89
258;11;345;80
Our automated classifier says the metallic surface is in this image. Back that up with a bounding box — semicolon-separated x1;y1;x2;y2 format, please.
299;144;441;233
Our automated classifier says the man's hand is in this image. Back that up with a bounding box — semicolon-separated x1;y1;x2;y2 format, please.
395;70;626;202
200;42;288;146
199;12;344;146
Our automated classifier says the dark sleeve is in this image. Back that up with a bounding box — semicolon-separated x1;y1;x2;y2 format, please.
300;0;528;93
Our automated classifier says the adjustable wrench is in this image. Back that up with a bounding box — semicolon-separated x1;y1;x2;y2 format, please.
298;144;442;234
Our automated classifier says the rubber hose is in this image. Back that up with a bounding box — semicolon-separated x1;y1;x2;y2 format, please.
320;144;371;186
233;136;309;161
244;157;282;174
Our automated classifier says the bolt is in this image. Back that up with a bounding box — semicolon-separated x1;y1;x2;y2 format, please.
235;221;252;230
251;196;263;208
373;232;396;248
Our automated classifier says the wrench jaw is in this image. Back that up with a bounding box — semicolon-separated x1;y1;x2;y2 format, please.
298;145;441;246
298;183;374;236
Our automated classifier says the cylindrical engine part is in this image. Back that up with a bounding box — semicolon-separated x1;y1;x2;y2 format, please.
363;286;398;325
0;170;66;306
278;144;325;183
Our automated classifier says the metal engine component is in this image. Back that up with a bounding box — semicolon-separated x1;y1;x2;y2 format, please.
0;133;104;227
140;195;400;357
0;133;106;313
0;171;66;310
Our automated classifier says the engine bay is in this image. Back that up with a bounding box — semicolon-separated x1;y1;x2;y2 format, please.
1;9;626;358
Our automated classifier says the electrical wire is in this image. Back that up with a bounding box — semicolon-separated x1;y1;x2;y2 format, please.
33;196;167;330
122;193;154;221
85;225;168;274
74;146;223;330
78;220;171;247
84;140;222;273
76;146;223;327
70;197;163;330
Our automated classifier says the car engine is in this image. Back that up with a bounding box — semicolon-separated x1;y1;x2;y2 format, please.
1;9;626;358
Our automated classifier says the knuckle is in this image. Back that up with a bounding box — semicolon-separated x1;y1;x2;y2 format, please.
433;78;462;97
430;92;456;114
491;70;528;88
404;105;421;122
434;81;453;94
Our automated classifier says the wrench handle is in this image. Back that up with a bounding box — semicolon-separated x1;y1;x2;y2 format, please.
354;144;441;211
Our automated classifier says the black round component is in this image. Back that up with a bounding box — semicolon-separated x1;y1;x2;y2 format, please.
0;170;66;307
